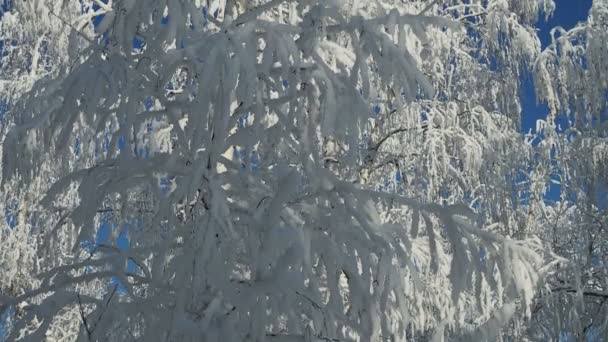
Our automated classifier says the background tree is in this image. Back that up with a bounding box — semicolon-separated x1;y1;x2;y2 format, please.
521;1;608;339
1;2;111;340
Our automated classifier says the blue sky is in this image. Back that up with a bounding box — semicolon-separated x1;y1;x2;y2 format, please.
538;0;593;48
521;0;594;133
520;0;593;202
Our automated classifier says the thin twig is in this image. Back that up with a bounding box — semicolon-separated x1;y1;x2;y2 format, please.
77;293;92;340
91;283;118;334
49;10;94;44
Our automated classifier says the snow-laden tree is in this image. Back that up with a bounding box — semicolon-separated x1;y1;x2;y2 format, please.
1;2;112;340
0;0;603;341
0;0;106;100
519;1;608;339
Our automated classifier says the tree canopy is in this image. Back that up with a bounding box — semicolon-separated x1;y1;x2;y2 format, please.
0;0;606;341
